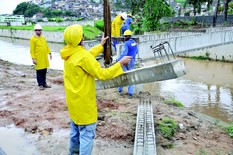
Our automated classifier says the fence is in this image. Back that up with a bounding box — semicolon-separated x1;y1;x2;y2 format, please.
162;15;233;25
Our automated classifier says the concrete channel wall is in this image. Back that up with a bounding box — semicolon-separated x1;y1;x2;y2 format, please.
37;20;95;27
116;27;233;62
0;28;99;50
1;27;233;61
0;28;201;50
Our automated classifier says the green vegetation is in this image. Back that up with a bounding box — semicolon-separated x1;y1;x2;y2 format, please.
125;0;145;15
184;0;213;16
94;20;104;32
176;0;185;3
176;0;186;7
158;117;178;140
164;99;184;107
123;0;174;33
195;148;209;155
189;56;211;60
13;2;77;17
218;2;233;15
13;2;40;17
143;0;174;31
225;124;233;138
0;25;102;40
82;25;102;40
0;25;66;31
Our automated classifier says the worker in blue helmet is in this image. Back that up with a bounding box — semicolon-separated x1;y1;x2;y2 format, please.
116;30;138;99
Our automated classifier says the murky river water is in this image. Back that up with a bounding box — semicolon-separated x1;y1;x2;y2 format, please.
136;59;233;123
0;37;232;123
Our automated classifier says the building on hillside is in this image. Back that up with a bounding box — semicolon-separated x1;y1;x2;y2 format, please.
41;1;52;8
32;0;43;5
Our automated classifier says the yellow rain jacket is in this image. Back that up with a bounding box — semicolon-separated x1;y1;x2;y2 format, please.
60;24;124;125
30;35;51;70
112;14;124;37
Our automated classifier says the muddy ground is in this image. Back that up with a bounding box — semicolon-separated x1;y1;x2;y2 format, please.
0;59;232;155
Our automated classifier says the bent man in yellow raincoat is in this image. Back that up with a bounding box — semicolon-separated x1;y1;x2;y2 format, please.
30;24;52;90
60;24;132;155
112;12;127;52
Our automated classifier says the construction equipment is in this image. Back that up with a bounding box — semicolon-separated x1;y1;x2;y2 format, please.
151;41;175;63
96;40;186;89
96;58;185;90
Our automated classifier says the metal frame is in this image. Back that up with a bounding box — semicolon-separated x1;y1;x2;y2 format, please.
150;41;176;63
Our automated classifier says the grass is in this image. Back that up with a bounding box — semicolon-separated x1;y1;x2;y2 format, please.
186;56;211;60
164;99;184;107
82;24;102;40
176;0;185;3
195;148;209;155
0;25;66;31
225;124;233;138
0;25;102;40
158;117;178;140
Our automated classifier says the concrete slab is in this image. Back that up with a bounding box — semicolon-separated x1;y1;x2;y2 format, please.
96;59;186;90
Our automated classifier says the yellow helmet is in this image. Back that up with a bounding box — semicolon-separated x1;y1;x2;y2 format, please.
123;30;133;36
64;24;83;47
127;14;133;17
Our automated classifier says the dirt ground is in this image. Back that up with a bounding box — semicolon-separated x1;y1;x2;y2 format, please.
0;59;232;155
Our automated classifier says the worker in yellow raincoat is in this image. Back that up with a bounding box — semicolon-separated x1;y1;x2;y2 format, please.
30;24;52;90
60;24;132;155
112;12;127;51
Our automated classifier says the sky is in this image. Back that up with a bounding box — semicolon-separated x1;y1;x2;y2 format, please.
0;0;30;14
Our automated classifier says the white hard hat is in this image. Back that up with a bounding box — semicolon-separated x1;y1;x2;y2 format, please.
34;24;42;30
121;12;127;20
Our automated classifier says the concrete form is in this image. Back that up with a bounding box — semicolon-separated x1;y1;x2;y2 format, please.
96;59;186;90
133;97;157;155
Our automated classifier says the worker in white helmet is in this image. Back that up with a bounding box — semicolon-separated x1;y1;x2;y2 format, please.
30;24;52;90
111;12;127;52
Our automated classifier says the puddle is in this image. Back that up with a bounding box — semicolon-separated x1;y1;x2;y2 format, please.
0;125;38;155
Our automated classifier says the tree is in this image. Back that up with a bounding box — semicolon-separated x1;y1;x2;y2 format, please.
213;0;220;27
13;2;41;17
223;0;231;23
184;0;213;16
142;0;173;31
125;0;145;15
13;2;29;15
25;5;40;17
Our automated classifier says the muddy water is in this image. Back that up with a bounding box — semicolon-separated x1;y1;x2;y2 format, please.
0;37;233;123
136;59;233;123
0;125;38;155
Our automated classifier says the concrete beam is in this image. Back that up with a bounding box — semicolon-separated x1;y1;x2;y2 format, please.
96;59;186;90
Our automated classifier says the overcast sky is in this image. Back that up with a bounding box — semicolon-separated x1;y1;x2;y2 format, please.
0;0;30;14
